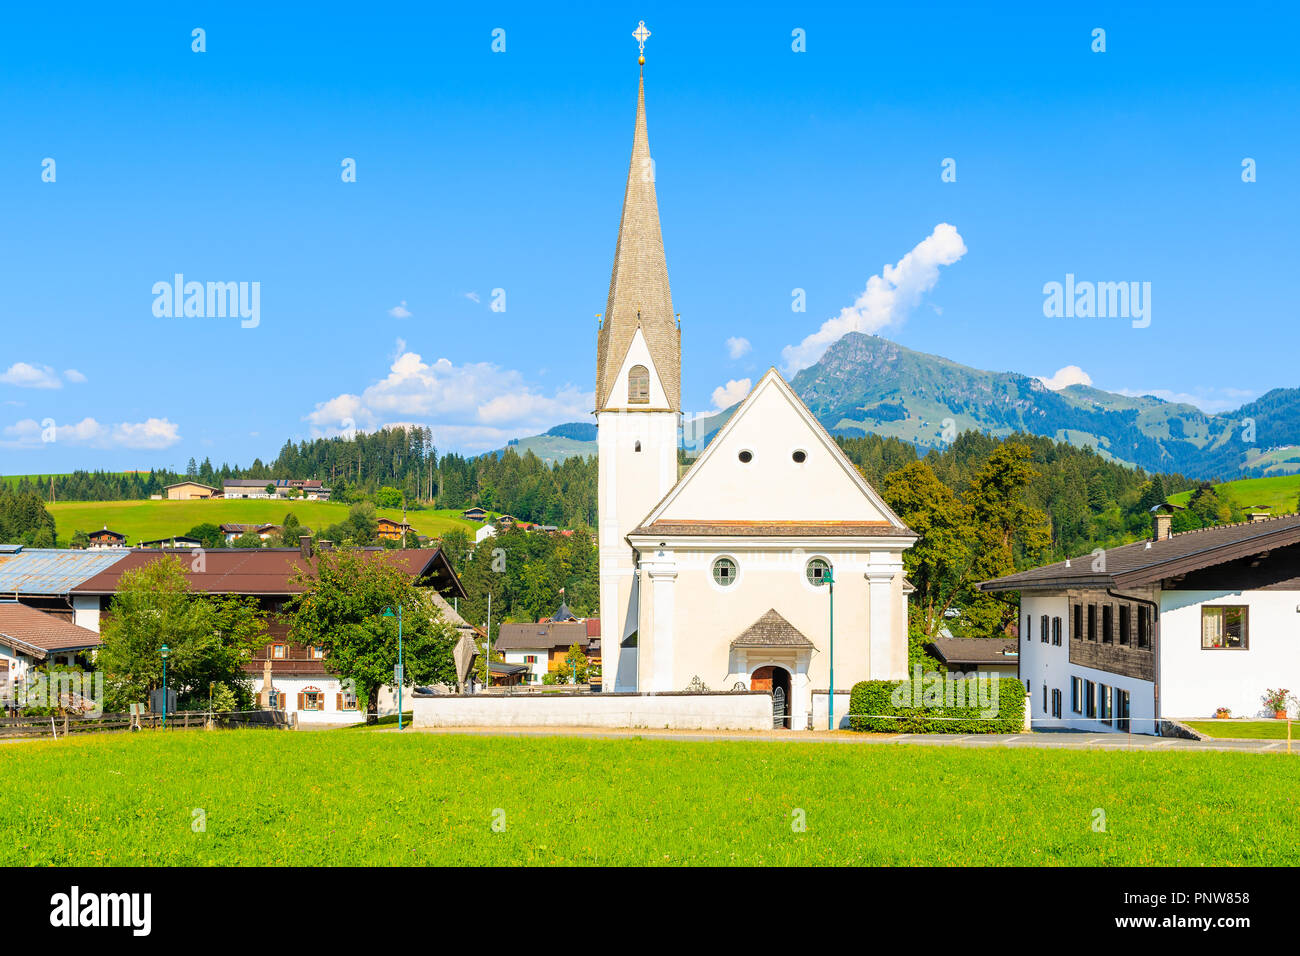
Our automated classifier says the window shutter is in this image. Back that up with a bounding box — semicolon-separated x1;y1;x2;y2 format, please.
297;692;305;711
336;693;342;710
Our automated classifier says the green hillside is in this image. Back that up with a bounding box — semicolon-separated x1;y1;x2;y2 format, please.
1167;475;1300;516
46;499;474;547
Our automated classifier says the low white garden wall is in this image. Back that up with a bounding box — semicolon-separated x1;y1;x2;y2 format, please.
411;691;773;731
810;691;854;730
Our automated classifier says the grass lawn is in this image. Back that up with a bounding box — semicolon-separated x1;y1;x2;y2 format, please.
1184;719;1298;740
1167;474;1300;516
45;499;473;546
1;730;1296;866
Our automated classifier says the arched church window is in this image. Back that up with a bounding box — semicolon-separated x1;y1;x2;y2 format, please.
628;365;650;404
805;557;832;587
712;557;738;587
634;440;641;452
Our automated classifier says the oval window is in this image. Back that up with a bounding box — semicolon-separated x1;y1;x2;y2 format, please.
738;450;753;463
712;557;738;587
792;449;807;464
806;557;831;587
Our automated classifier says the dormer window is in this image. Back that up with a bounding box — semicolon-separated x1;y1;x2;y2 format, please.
628;365;650;404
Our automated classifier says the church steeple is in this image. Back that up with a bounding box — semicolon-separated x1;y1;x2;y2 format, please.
595;55;681;412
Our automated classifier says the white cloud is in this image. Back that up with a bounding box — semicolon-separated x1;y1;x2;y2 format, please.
1038;365;1092;391
2;416;181;449
711;378;752;410
0;362;62;389
388;300;412;318
1115;386;1255;415
781;223;967;373
305;350;594;453
725;336;751;360
63;369;87;384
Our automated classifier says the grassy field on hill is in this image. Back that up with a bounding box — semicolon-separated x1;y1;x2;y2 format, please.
1;730;1296;865
45;499;473;546
1167;474;1300;516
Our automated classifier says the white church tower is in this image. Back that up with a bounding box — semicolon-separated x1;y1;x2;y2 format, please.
597;31;681;691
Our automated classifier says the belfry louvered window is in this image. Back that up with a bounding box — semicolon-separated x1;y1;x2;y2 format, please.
628;365;650;403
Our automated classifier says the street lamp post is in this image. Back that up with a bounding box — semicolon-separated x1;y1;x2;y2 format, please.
824;569;835;731
382;605;404;730
160;644;170;729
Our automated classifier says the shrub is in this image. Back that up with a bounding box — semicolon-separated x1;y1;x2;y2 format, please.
849;675;1026;734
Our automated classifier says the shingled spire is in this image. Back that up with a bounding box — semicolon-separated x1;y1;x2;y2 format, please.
595;65;681;412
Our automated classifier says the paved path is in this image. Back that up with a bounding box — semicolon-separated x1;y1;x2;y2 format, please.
403;725;1294;754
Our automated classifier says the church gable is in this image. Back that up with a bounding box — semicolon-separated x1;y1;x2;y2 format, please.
604;327;671;411
641;369;909;529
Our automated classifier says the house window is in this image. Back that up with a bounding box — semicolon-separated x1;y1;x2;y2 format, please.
1086;605;1098;642
1052;616;1062;646
301;687;323;711
1072;603;1083;641
1071;677;1082;714
1042;683;1047;713
712;557;738;587
628;365;650;404
267;690;280;709
805;558;831;587
1102;605;1114;644
1118;605;1131;646
271;644;288;660
1137;606;1151;649
1098;684;1112;726
308;645;324;660
634;440;641;453
1039;615;1048;643
524;655;538;664
1051;688;1062;719
1202;606;1248;649
1116;689;1131;732
1025;615;1031;642
340;689;358;711
1084;680;1096;718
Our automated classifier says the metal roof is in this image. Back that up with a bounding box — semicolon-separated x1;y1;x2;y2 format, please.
0;547;132;596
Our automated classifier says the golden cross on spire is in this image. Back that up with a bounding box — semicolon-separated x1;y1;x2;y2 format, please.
633;20;650;63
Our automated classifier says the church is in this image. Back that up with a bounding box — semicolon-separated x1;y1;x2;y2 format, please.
595;29;917;729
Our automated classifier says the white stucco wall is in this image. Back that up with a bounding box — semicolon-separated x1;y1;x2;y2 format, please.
1159;588;1300;719
500;649;547;684
411;692;773;730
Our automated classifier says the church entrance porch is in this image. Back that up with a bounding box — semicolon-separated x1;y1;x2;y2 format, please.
751;665;792;728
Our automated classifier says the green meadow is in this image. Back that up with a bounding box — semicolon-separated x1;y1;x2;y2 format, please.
1184;720;1298;741
1;730;1295;866
1167;474;1300;516
44;499;473;546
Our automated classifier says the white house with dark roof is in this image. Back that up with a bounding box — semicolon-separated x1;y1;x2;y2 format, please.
594;55;916;730
981;509;1300;734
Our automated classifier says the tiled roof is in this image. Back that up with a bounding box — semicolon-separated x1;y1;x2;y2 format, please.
71;547;466;599
495;620;592;651
730;609;814;649
981;514;1300;591
0;602;102;656
631;519;903;538
926;637;1018;666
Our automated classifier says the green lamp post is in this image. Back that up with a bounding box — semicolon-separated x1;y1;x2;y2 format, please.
382;605;404;730
160;644;170;729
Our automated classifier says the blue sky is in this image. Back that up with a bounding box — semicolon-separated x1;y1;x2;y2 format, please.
1;1;1297;472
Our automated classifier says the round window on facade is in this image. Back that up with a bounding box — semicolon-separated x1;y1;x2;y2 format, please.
712;556;738;587
806;557;831;587
792;449;807;464
738;449;753;463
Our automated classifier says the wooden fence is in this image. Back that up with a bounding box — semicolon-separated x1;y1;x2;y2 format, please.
0;709;289;740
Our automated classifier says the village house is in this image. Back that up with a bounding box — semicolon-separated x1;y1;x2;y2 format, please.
376;517;414;542
71;540;469;724
981;508;1300;734
0;600;104;690
87;527;127;549
461;507;488;522
164;481;219;500
924;637;1020;678
495;601;601;685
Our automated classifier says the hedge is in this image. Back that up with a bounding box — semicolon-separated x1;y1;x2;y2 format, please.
849;676;1026;734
